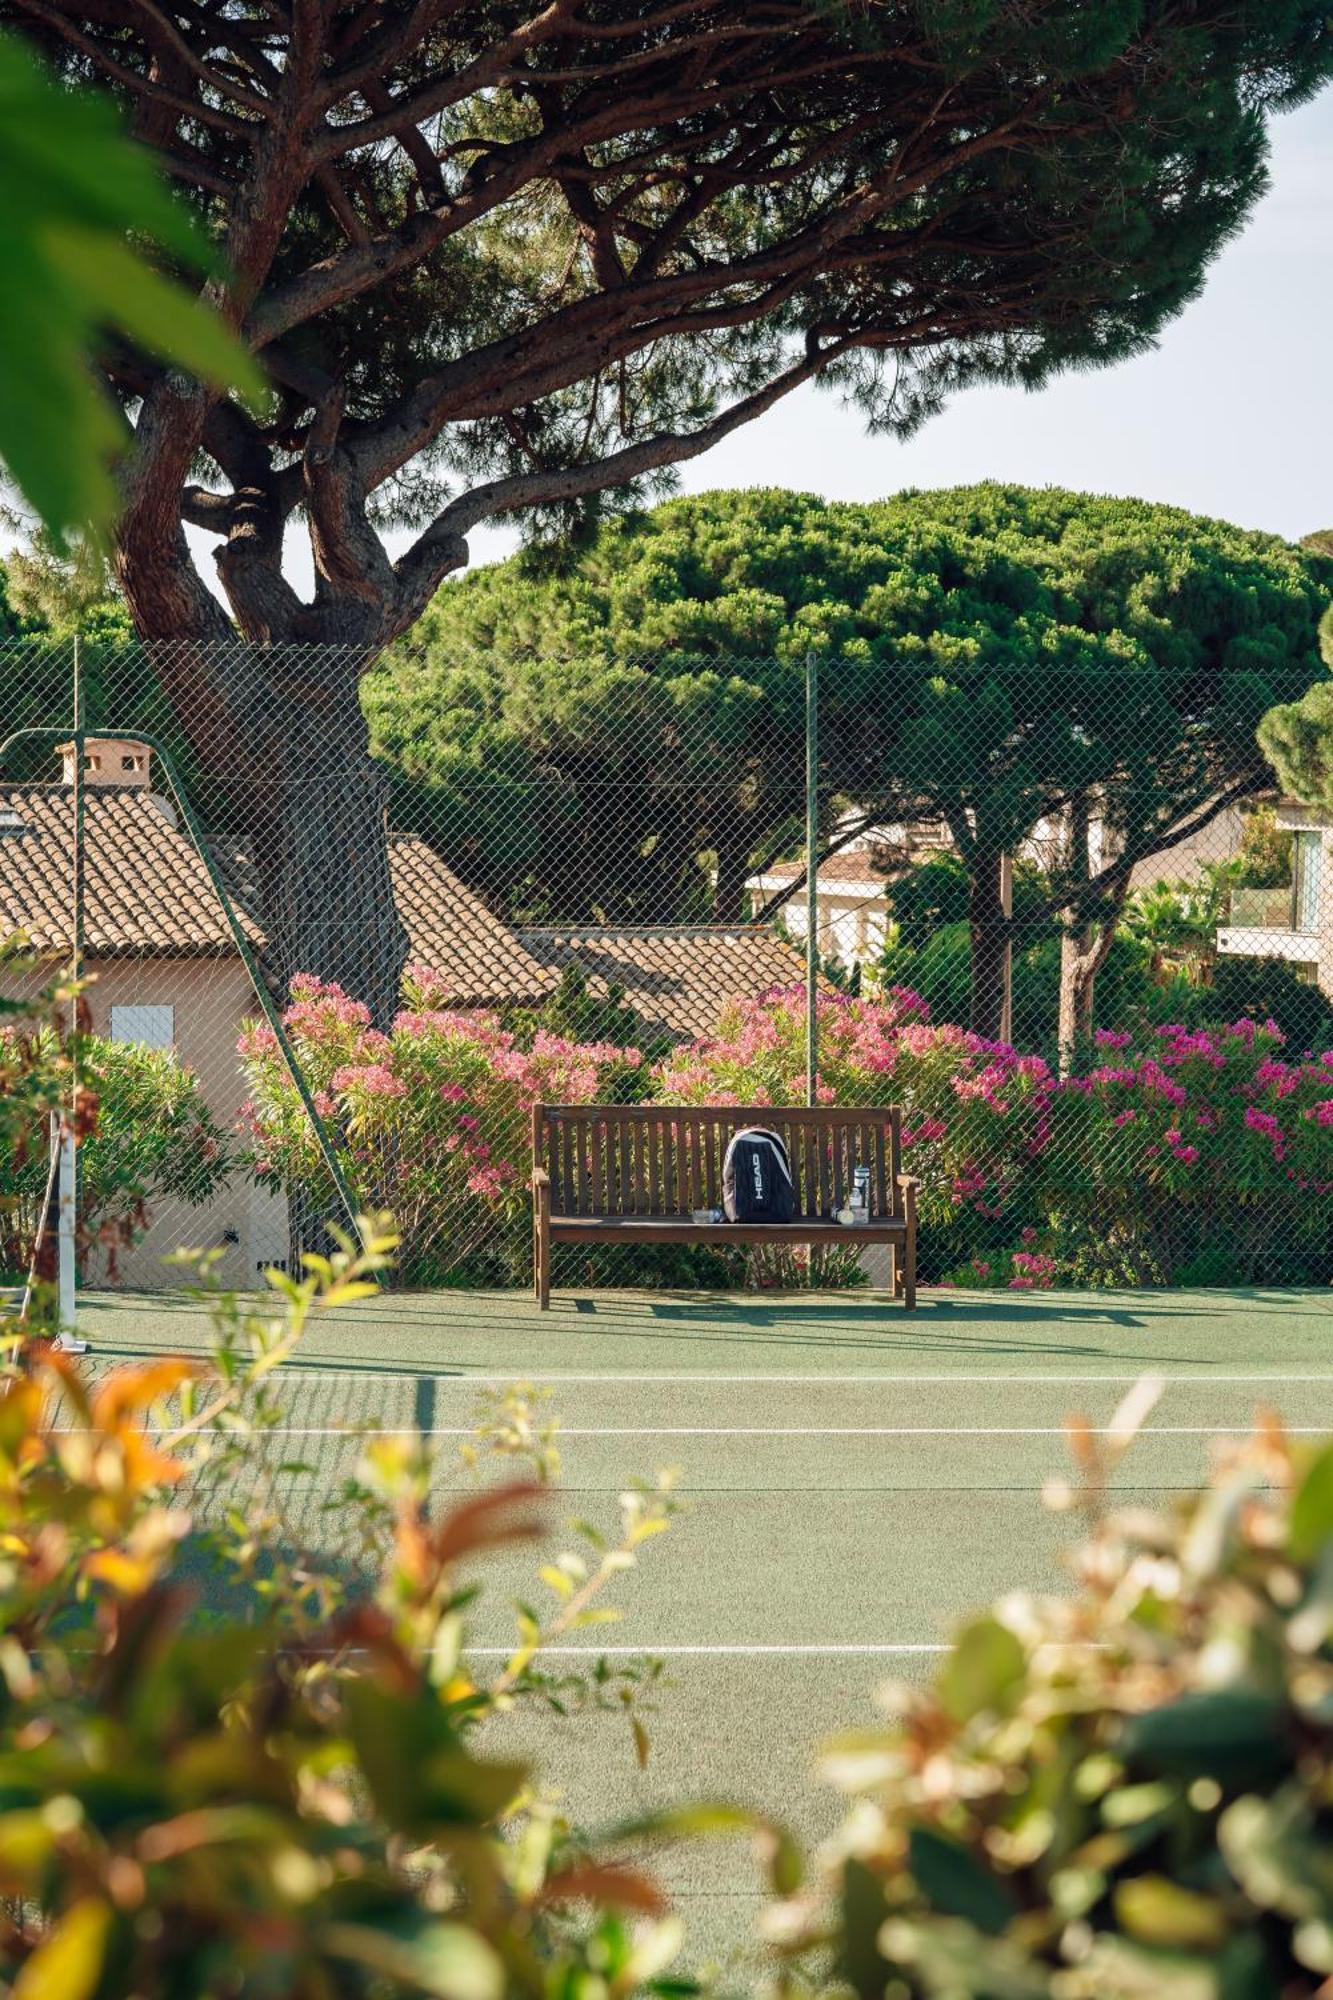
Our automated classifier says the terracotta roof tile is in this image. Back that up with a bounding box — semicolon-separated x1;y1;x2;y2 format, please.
0;785;556;1005
516;925;820;1042
0;785;262;956
389;838;555;1005
0;786;794;1032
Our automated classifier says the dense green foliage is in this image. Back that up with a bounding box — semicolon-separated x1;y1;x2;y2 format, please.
784;1403;1333;2000
0;33;259;545
1255;569;1333;806
880;836;1333;1056
0;1027;231;1279
380;487;1332;1031
1261;688;1333;810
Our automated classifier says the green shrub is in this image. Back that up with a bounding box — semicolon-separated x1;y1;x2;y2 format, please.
776;1389;1333;1999
0;1224;714;1998
0;1027;231;1276
1207;955;1333;1053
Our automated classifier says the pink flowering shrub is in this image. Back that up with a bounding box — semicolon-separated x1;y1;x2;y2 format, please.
238;970;641;1283
654;986;1056;1236
944;1237;1061;1292
239;973;1333;1292
1048;1019;1333;1283
655;993;1333;1287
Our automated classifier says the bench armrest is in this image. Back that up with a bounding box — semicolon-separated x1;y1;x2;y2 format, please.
533;1166;551;1190
895;1171;919;1220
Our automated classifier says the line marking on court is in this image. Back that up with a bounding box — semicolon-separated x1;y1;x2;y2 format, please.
461;1644;950;1656
46;1424;1333;1438
88;1369;1333;1385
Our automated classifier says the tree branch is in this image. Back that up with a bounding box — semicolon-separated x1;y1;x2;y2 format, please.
388;342;843;633
10;0;258;134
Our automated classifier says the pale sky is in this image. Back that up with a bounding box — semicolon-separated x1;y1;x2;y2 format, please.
195;87;1333;595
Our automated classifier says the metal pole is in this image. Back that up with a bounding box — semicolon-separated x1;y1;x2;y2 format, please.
58;638;87;1349
805;649;818;1109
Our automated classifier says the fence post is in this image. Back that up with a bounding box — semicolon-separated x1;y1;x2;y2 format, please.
805;648;819;1109
59;637;86;1349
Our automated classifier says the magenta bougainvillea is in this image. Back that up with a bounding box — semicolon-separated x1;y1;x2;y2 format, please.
656;995;1333;1285
653;984;1057;1231
239;977;1333;1289
1045;1017;1333;1281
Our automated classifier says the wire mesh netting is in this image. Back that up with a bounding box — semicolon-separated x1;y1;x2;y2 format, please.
3;633;1332;1299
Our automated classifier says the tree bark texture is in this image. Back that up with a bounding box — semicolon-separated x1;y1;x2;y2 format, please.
969;849;1010;1042
1056;793;1127;1076
139;625;410;1027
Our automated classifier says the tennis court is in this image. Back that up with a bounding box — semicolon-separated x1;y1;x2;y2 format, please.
74;1282;1333;1969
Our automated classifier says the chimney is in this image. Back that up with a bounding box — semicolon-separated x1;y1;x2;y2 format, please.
59;737;152;789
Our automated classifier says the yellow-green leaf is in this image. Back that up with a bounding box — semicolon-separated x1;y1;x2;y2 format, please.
1113;1875;1230;1951
13;1898;112;2000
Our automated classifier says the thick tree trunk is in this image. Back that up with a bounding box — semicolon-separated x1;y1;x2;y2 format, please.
968;849;1010;1041
1057;929;1098;1067
135;631;410;1028
1056;793;1127;1075
250;653;409;1026
713;829;754;925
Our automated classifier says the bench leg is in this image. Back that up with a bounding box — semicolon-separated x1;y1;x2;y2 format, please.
903;1224;916;1311
886;1246;898;1299
538;1221;551;1311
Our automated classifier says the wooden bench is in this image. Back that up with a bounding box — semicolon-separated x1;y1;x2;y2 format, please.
531;1103;917;1310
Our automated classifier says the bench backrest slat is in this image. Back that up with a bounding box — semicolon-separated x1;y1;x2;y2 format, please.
535;1104;906;1222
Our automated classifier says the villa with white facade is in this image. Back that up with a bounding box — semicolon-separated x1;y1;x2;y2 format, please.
1217;800;1332;997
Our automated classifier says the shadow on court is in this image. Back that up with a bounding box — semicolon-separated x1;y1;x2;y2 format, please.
72;1284;1331;1379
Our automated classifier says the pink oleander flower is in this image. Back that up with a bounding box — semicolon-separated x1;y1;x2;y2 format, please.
331;1062;406;1098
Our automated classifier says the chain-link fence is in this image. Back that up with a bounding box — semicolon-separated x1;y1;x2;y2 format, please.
3;634;1332;1299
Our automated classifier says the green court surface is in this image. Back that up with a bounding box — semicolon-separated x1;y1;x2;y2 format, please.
71;1284;1333;1968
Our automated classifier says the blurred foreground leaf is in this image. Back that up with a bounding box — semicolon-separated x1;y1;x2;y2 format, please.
0;33;263;547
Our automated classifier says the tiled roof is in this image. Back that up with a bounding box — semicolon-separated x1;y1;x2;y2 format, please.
389;837;554;1005
517;924;818;1042
0;784;262;957
0;783;554;1004
0;784;798;1032
752;851;891;890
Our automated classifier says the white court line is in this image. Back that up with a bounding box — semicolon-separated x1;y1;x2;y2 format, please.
46;1423;1333;1438
464;1643;948;1656
100;1369;1333;1385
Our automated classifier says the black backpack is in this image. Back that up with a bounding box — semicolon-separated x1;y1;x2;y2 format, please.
722;1126;795;1224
